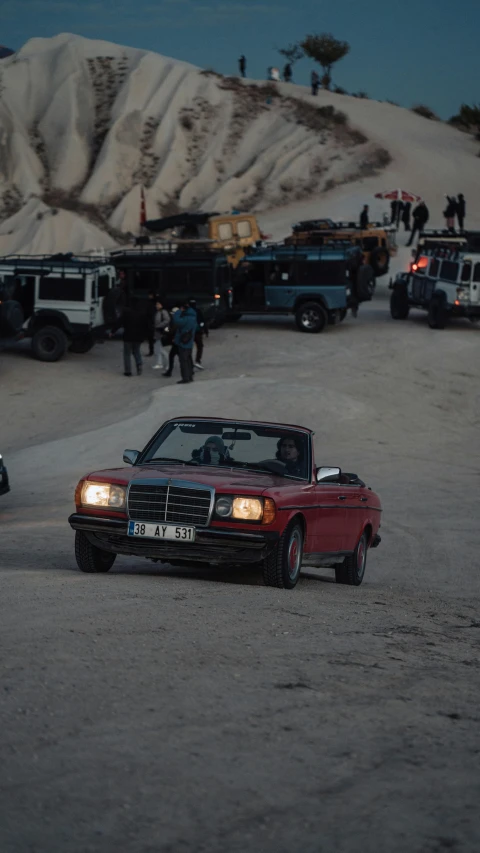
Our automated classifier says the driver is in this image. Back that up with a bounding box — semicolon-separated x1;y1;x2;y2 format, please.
192;436;230;466
275;436;305;477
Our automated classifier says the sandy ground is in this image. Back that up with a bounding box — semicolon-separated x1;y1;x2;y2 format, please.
1;268;480;852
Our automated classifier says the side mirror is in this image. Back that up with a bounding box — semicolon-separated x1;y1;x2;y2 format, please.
316;466;341;483
123;449;139;465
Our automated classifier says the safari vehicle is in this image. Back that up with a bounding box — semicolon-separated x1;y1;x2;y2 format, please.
285;218;397;278
0;254;118;361
143;211;264;268
69;416;382;589
390;244;480;328
230;243;375;332
111;246;232;328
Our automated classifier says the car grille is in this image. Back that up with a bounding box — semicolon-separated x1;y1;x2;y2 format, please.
128;483;212;526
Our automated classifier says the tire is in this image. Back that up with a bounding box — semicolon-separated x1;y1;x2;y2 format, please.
31;325;68;362
390;284;410;319
335;532;368;586
69;332;95;354
428;295;448;330
261;521;303;589
0;300;24;336
370;247;390;277
356;265;376;302
74;531;116;573
295;301;328;333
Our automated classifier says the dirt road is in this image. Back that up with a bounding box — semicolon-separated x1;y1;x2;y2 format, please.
1;282;480;853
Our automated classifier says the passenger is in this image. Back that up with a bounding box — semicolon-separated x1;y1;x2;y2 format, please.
443;196;457;232
192;436;230;465
457;194;466;230
276;437;305;478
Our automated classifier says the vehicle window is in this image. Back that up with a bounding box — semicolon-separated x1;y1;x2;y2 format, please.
440;260;459;282
429;259;439;277
267;262;295;285
474;263;480;283
0;274;16;300
97;274;110;297
38;276;86;301
218;223;233;241
142;420;310;480
296;260;346;286
237;220;252;238
460;264;471;283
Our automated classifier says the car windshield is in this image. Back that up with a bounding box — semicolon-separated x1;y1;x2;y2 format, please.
141;420;310;480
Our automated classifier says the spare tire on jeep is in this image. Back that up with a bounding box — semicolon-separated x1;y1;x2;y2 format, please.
355;265;376;302
0;300;24;337
370;247;390;277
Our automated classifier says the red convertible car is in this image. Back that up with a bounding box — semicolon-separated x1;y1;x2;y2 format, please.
69;417;382;589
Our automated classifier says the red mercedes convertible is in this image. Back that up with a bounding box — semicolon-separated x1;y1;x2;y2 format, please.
69;417;382;589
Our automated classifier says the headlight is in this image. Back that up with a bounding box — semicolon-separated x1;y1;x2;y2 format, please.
81;482;126;508
232;497;262;521
456;287;470;302
215;496;233;518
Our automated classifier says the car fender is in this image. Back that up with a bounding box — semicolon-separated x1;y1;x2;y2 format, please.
29;309;73;336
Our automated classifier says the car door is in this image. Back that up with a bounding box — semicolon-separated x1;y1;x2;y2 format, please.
264;261;296;309
341;483;368;551
310;483;347;554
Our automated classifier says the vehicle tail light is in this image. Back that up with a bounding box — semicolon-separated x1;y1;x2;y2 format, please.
262;498;276;525
454;299;460;306
411;263;418;271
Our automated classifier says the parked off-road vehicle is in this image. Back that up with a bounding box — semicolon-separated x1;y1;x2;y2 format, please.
286;218;397;278
230;242;375;332
0;254;119;361
111;245;233;328
144;211;265;268
390;244;480;329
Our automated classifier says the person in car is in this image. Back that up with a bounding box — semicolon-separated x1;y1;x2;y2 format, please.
276;437;306;478
192;436;230;465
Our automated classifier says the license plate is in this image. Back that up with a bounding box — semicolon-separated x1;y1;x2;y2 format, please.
128;521;196;542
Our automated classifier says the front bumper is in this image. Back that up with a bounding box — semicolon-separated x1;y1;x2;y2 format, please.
68;514;280;564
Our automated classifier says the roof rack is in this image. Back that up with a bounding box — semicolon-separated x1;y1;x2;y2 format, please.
0;253;113;273
292;219;392;233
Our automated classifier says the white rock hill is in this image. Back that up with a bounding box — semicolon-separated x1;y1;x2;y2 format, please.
0;32;478;254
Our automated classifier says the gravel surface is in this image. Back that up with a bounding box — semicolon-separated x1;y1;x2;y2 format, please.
1;281;480;853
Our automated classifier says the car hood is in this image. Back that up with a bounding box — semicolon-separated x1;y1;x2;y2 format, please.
85;463;304;493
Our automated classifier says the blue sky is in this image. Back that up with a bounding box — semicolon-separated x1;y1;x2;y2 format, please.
1;0;478;118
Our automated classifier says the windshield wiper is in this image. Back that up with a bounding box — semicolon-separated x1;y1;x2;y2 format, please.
144;457;199;466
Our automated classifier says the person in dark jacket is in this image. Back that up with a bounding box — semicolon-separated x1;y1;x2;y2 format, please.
145;290;157;356
172;301;198;384
188;298;207;370
407;201;430;246
390;200;398;225
443;196;457;231
311;70;319;95
360;205;369;229
401;201;412;231
457;194;466;230
283;63;292;82
239;55;246;78
109;297;147;376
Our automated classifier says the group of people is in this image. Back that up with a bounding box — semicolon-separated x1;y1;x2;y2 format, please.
237;55;300;85
360;193;466;248
110;295;206;385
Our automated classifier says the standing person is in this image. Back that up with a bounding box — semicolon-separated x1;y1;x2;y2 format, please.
145;290;157;356
457;193;466;230
109;297;147;377
173;300;197;384
283;63;292;83
188;298;207;370
238;55;246;78
443;196;457;231
360;204;369;229
162;307;179;378
401;201;412;231
151;300;170;371
407;201;430;246
390;200;398;225
311;70;319;96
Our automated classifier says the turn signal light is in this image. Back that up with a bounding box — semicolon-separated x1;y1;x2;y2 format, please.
262;498;276;525
74;480;83;507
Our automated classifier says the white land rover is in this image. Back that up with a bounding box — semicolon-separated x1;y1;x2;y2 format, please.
389;246;480;329
0;254;122;361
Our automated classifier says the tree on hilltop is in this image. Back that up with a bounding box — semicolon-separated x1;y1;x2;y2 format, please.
300;33;350;90
449;103;480;138
277;43;304;67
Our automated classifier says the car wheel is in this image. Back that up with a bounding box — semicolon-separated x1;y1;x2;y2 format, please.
74;531;117;573
390;284;410;319
262;521;303;589
69;332;95;353
295;302;328;333
428;296;448;330
31;325;68;361
335;532;368;586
